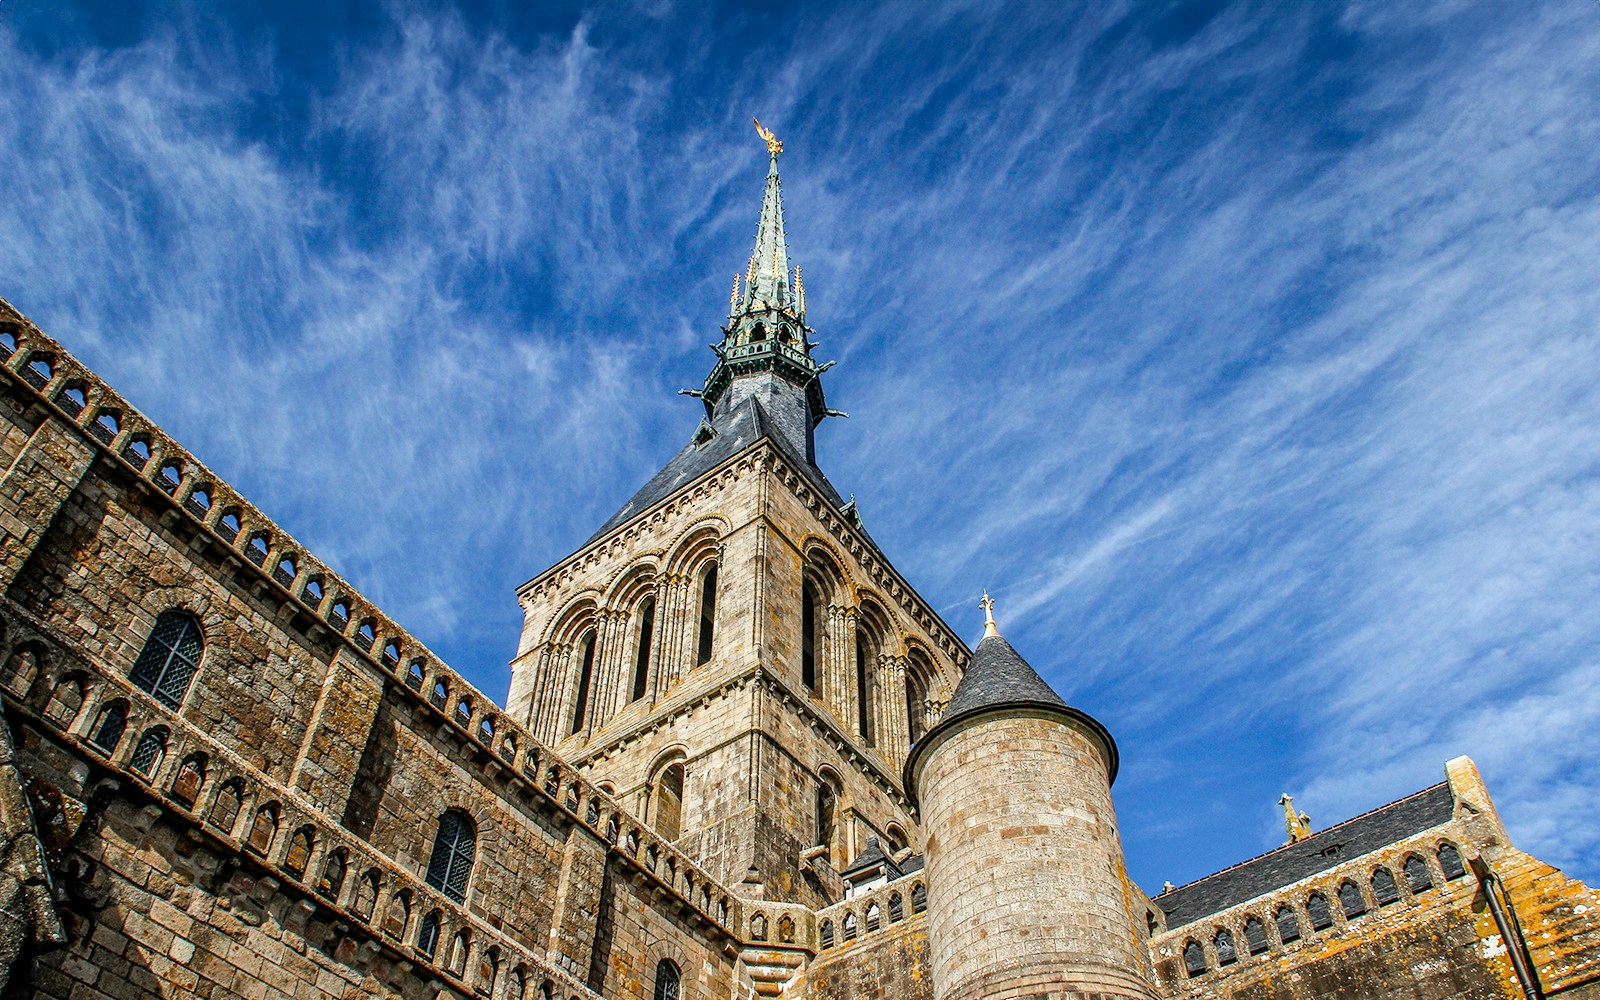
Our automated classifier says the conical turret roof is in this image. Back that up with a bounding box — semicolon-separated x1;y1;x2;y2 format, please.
902;615;1119;807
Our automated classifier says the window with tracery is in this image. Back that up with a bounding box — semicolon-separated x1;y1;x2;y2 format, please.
129;611;204;709
426;809;476;903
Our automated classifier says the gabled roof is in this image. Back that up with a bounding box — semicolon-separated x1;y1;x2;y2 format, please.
588;391;845;544
1153;781;1456;928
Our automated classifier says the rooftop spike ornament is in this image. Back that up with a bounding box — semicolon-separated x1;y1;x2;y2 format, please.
980;593;1000;639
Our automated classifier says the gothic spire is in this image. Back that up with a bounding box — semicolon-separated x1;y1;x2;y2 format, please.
695;120;833;457
742;123;793;313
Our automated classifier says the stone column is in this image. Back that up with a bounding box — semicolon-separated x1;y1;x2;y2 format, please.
880;655;910;765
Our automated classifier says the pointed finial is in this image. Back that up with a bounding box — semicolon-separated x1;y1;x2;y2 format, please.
1280;793;1313;843
795;267;805;314
980;593;999;638
754;118;783;157
730;273;741;315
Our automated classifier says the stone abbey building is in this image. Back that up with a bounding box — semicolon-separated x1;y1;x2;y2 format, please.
2;127;1599;1000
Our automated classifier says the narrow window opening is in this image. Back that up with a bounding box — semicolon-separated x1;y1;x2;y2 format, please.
1339;880;1366;918
158;464;183;495
1183;941;1206;977
216;509;240;542
246;533;269;565
57;385;86;417
1405;855;1433;893
1214;928;1237;966
570;631;596;735
169;754;205;806
631;598;656;701
123;436;151;470
696;566;718;666
89;701;127;753
417;910;441;957
183;486;212;519
1439;843;1467;881
273;557;297;587
1307;892;1334;931
801;585;817;690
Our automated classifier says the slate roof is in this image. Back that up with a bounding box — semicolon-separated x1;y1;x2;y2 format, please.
940;634;1069;721
1153;781;1457;929
902;633;1119;804
587;391;845;544
841;836;898;879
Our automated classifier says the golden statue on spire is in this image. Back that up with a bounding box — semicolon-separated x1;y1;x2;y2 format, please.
754;118;783;157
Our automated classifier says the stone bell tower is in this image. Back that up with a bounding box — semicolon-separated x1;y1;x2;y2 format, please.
506;122;965;908
905;599;1158;1000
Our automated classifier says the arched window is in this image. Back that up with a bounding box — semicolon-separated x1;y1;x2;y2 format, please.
208;779;244;832
631;598;656;702
246;803;279;854
44;674;86;729
90;409;121;445
911;882;927;913
382;642;400;668
319;850;347;901
750;913;768;941
855;633;874;745
843;912;858;941
815;776;837;850
1338;880;1365;918
157;464;182;495
407;660;425;690
129;728;167;778
1306;892;1333;931
801;585;818;690
866;903;881;932
1405;855;1433;893
696;566;717;666
284;827;314;879
455;697;473;728
1244;916;1268;955
448;931;469;976
89;701;127;753
426;810;476;903
383;890;410;940
417;910;441;957
23;352;53;389
888;893;903;922
1275;905;1301;944
819;920;835;948
216;509;240;542
1;645;39;697
570;630;596;735
779;915;795;942
170;754;205;806
56;384;86;417
1214;928;1236;965
431;679;448;709
1438;843;1467;880
655;762;685;841
1183;940;1207;977
1372;867;1400;906
129;611;204;709
246;533;269;564
123;436;152;470
354;869;379;920
301;578;324;608
653;959;681;1000
478;946;500;996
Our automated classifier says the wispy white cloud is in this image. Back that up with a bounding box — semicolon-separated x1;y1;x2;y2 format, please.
2;0;1598;890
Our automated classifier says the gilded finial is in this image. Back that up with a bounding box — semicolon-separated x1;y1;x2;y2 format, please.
754;118;784;158
795;267;805;314
730;273;741;315
980;593;999;638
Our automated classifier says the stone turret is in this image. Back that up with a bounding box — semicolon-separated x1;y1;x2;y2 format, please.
904;599;1157;1000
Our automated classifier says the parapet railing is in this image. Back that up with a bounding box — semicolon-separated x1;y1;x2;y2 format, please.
0;301;743;943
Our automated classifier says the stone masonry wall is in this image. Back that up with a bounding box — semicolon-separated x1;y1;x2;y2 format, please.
0;299;748;998
917;709;1156;1000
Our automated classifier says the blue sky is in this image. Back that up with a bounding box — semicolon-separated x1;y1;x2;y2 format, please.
4;1;1599;892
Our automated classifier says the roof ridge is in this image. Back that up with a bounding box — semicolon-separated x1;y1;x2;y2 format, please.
1154;781;1451;898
